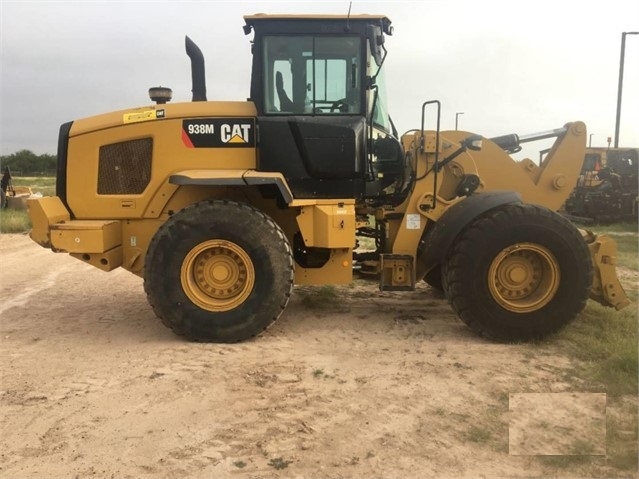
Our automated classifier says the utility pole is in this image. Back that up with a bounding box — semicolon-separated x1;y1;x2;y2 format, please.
614;31;638;147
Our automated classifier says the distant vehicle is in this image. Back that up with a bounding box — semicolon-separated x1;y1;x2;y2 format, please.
0;167;11;209
0;166;36;210
563;147;639;223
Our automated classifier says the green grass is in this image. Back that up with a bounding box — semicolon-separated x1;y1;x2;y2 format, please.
546;225;638;472
606;233;639;273
0;209;31;233
536;407;638;472
579;221;638;234
552;228;638;397
554;303;638;396
606;405;639;470
537;454;597;468
11;176;56;197
1;176;55;234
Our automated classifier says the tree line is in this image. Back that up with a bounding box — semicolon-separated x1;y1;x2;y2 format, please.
1;150;57;176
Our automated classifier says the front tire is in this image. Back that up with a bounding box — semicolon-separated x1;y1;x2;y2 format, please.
144;200;294;342
442;203;592;341
424;265;443;292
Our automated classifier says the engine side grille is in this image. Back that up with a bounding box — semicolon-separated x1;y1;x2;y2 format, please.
98;138;152;194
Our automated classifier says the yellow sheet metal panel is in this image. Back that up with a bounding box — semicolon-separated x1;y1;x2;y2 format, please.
294;249;353;285
70;246;123;272
66;112;258;220
69;102;258;137
26;197;71;248
471;122;586;211
296;203;355;248
50;220;122;253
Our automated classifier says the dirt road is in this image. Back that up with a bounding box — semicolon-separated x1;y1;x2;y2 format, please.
0;233;633;478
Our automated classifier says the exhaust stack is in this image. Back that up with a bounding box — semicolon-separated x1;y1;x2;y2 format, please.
185;36;207;102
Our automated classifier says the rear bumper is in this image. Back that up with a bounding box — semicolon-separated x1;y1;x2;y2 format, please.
27;196;123;271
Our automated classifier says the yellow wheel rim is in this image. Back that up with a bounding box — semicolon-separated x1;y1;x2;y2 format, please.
180;240;255;312
488;242;559;313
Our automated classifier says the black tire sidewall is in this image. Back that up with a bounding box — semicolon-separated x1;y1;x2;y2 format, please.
145;200;292;342
444;205;592;340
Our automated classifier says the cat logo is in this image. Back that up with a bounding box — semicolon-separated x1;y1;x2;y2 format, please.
182;118;255;148
221;123;251;144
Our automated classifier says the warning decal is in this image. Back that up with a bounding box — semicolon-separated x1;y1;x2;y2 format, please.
182;118;255;148
123;108;165;124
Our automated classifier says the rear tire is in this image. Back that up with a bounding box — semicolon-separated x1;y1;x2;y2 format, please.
144;200;294;342
442;203;592;341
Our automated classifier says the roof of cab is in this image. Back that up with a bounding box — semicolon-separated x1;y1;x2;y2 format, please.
244;13;390;21
243;14;393;35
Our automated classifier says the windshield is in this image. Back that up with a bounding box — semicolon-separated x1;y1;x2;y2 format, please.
368;50;391;132
262;35;362;115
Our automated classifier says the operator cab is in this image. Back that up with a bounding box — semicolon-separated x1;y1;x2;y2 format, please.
243;14;409;203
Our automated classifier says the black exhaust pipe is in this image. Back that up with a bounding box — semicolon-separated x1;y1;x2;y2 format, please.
185;36;207;102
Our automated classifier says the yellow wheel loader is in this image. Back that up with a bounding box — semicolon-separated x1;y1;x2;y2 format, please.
27;14;629;343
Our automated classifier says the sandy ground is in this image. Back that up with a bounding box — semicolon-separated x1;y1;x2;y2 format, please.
0;233;636;479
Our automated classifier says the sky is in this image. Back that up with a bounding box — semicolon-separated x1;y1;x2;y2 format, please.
1;0;638;162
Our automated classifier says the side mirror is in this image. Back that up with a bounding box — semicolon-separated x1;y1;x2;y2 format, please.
367;25;383;66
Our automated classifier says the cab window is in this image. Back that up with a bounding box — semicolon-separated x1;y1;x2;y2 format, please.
263;36;362;114
367;43;391;133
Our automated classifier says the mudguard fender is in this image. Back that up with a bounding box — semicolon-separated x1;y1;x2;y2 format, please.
417;191;522;279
